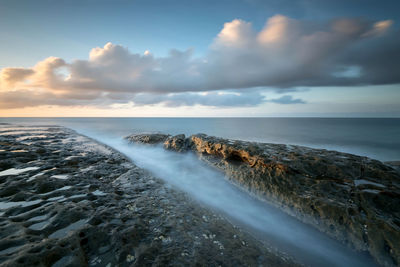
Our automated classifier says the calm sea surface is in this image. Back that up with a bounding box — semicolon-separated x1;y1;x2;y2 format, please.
1;117;399;161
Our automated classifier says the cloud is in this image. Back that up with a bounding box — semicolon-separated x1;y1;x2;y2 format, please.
362;20;393;37
268;95;306;104
0;68;34;88
0;15;398;109
205;16;399;89
0;90;113;109
213;19;255;48
132;91;265;107
131;92;305;107
258;15;299;44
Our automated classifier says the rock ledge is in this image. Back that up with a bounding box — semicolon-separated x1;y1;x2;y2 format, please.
126;133;400;267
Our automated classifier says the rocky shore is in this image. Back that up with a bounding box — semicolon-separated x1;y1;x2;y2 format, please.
126;133;400;267
0;125;299;267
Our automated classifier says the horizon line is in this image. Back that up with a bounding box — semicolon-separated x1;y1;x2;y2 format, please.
1;116;399;119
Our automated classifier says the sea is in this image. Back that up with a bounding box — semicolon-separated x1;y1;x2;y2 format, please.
1;117;399;161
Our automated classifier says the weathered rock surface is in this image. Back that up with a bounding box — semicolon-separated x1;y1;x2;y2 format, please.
125;133;170;145
0;126;299;267
127;133;400;267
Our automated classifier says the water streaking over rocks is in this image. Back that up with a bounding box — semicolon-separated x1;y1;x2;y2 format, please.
0;125;298;266
125;133;400;267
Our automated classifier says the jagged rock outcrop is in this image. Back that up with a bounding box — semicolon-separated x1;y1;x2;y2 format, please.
164;134;190;152
125;133;170;144
126;133;400;267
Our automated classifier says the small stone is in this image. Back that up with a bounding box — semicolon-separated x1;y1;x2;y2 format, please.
126;254;135;263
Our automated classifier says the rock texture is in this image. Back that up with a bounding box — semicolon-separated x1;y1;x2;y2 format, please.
127;133;400;267
125;133;170;145
0;126;299;267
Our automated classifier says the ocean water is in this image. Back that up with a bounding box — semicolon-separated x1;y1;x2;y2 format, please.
1;117;399;161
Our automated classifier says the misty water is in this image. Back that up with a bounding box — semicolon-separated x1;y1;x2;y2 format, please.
2;118;397;266
68;127;375;267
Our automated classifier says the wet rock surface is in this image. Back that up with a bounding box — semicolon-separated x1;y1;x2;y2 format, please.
0;126;298;267
125;133;170;145
127;133;400;267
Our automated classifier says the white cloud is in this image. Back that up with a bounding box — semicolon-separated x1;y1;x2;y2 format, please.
213;19;255;48
258;15;298;44
0;15;398;109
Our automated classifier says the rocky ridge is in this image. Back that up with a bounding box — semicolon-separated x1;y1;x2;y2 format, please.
126;133;400;267
0;126;299;267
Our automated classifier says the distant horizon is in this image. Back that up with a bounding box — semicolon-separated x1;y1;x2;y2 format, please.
1;116;400;119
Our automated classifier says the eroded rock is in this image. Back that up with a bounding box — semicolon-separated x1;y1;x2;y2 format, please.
125;133;170;145
0;126;298;267
126;133;400;267
164;134;190;152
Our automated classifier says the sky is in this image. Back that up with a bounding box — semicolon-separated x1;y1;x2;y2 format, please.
0;0;399;117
